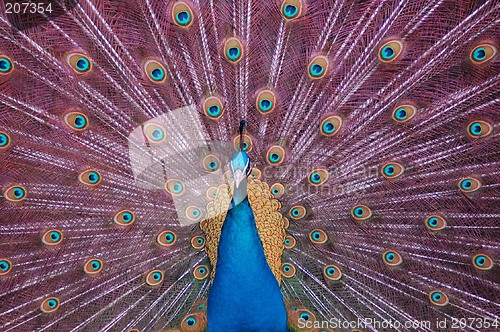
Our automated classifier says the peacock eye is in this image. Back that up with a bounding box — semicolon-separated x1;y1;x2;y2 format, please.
146;269;164;286
157;230;177;247
429;290;449;306
323;264;342;281
280;262;296;278
164;179;185;197
66;52;92;74
250;168;261;180
202;96;224;120
78;170;102;187
308;169;329;186
424;215;446;231
206;187;218;200
0;55;14;75
0;259;12;275
180;312;207;331
392;104;416;123
308;55;329;79
378;40;403;63
202;155;221;172
280;0;303;20
381;162;404;179
289;205;306;219
470;43;497;64
185;206;203;221
467;120;492;138
143;59;167;83
40;297;60;313
63;111;89;131
256;90;276;114
382;250;403;266
0;131;11;149
458;176;481;193
270;183;285;198
191;235;205;249
143;123;166;143
233;134;253;152
309;229;328;244
351;204;372;221
42;229;63;246
193;265;209;280
284;235;296;249
223;37;244;63
266;146;285;165
114;210;135;226
83;258;103;275
472;254;493;271
3;185;27;202
320;115;342;136
172;1;194;28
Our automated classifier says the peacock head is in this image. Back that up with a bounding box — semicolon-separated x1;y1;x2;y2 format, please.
230;151;251;188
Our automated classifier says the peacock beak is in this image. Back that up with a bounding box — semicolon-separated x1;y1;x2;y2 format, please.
233;169;246;188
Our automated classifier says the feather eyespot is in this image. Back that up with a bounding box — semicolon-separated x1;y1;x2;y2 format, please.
193;265;209;280
351;204;372;221
0;259;12;276
144;59;166;83
472;254;493;271
78;170;102;187
309;229;328;244
470;43;497;64
467;120;492;138
256;90;276;114
3;185;27;202
280;0;303;20
223;37;244;63
157;230;177;247
458;176;481;193
185;206;203;221
42;230;63;246
181;313;207;332
114;210;135;226
382;250;403;266
172;1;194;28
425;215;446;231
202;155;221;172
288;307;316;327
233;134;253;152
41;297;60;313
378;40;403;63
308;169;329;186
146;270;164;286
392;104;416;123
250;168;261;180
191;235;205;250
266;146;285;165
64;112;89;131
66;52;92;74
308;55;329;79
429;290;449;306
289;205;306;220
202;96;224;120
83;258;103;275
0;56;13;75
284;235;296;249
281;262;296;278
320;115;342;136
381;162;404;179
143;123;166;143
0;131;11;149
165;179;185;196
206;187;217;200
270;183;285;198
323;264;342;281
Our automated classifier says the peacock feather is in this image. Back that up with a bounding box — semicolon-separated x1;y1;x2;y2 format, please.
0;0;499;331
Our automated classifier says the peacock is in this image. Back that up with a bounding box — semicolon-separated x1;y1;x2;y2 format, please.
0;0;499;331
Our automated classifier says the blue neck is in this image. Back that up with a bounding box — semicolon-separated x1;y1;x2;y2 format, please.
207;188;288;331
